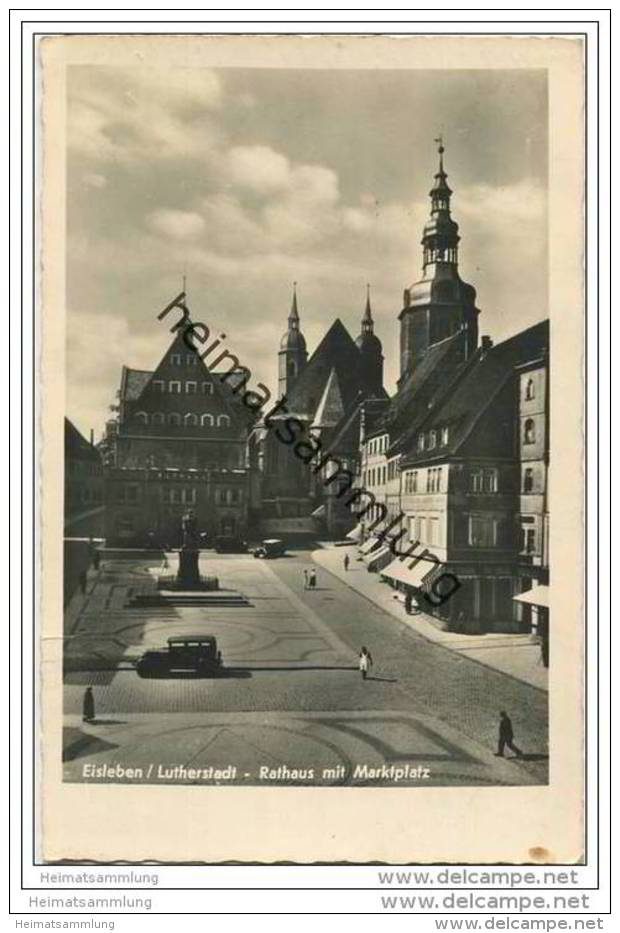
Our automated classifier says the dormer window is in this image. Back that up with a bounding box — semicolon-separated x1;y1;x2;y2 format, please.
428;430;437;450
441;426;449;445
418;434;425;451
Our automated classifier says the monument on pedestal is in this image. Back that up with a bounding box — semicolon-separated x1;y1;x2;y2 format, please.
176;509;202;587
153;509;219;593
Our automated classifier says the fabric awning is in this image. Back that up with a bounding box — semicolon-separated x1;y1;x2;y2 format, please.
380;556;439;588
513;584;550;608
311;504;326;518
365;544;392;571
359;536;381;555
345;523;362;542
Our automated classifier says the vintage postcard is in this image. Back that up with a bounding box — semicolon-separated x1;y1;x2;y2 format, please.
40;34;585;863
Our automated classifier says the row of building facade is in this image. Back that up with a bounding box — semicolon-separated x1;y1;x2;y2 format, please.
66;143;549;641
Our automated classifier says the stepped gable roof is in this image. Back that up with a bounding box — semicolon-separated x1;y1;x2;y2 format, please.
120;326;257;426
285;318;365;418
311;367;346;430
400;319;549;465
65;417;101;463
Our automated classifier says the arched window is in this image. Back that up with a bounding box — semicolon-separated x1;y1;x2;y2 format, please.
525;378;535;400
184;413;198;426
524;418;536;445
151;412;165;425
201;413;214;427
168;412;181;426
135;411;148;424
217;414;231;428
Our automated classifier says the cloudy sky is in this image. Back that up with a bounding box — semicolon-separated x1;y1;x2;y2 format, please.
66;65;547;438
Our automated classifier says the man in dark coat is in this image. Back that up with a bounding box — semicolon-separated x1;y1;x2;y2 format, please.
495;711;523;758
82;687;95;723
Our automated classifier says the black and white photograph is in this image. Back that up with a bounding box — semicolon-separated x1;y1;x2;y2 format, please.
59;51;554;793
31;31;588;868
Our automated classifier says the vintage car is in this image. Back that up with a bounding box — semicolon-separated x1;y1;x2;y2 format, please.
252;538;287;559
135;635;222;678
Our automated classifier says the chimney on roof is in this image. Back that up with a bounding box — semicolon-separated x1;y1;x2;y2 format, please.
90;429;94;446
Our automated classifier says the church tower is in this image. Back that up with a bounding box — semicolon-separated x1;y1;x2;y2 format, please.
278;283;308;398
355;284;384;396
399;140;480;383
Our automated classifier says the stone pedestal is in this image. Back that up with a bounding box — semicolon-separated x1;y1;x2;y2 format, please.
176;548;201;588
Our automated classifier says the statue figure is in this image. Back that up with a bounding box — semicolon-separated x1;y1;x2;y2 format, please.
181;509;199;550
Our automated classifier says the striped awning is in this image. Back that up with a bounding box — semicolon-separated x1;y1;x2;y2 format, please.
358;536;380;555
365;544;392;571
380;556;439;588
513;584;549;608
345;523;363;542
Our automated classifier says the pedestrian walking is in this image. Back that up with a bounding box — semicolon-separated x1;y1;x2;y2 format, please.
308;568;317;590
343;554;350;572
82;687;95;723
78;569;87;595
404;591;413;615
494;711;523;758
303;569;308;589
358;646;373;680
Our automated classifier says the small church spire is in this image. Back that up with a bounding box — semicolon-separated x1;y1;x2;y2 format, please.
278;281;307;397
361;284;374;334
289;281;299;323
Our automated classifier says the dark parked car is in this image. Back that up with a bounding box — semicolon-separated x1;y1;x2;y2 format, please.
213;536;248;553
252;538;287;559
135;635;222;678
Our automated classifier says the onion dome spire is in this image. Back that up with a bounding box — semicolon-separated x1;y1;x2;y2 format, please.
422;136;460;268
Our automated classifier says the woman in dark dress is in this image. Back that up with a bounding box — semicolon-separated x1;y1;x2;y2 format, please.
82;687;95;723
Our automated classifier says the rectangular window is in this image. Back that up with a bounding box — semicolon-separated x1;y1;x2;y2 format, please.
417;517;426;543
484;468;498;493
202;382;214;395
186;355;197;366
428;517;439;546
170;354;181;366
169;381;181;394
186;381;197;394
471;469;484;493
441;426;449;445
151;380;165;393
468;515;496;547
428;430;436;450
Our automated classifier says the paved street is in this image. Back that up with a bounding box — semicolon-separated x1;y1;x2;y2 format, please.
63;550;548;787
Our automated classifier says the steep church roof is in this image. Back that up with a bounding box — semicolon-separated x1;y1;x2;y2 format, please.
310;367;345;430
285;318;369;418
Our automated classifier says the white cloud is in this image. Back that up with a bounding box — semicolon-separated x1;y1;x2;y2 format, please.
147;209;206;241
227;145;292;193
